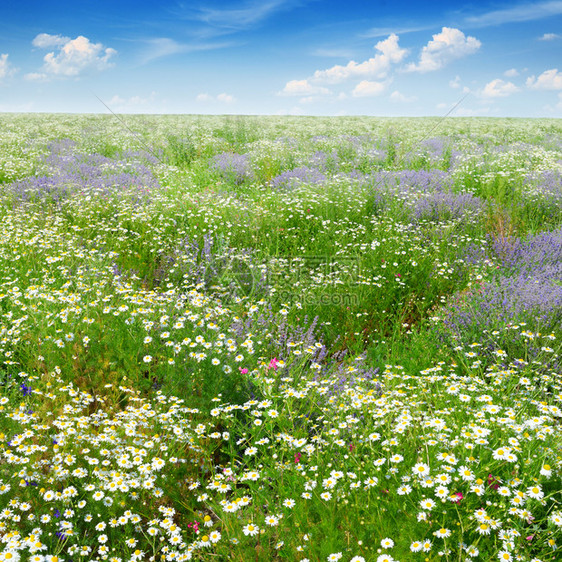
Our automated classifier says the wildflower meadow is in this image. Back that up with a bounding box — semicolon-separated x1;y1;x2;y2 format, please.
0;113;561;562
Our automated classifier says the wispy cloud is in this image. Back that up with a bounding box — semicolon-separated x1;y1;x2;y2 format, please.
191;0;305;30
24;72;48;81
140;37;232;63
539;32;561;40
363;24;434;38
312;47;355;58
465;1;562;28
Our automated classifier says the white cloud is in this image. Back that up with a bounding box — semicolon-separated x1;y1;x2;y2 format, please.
406;27;481;73
454;106;491;116
140;38;232;64
539;32;560;40
466;1;562;27
24;72;48;81
299;96;318;104
352;80;387;97
33;34;117;77
526;68;562;89
481;79;520;98
217;93;235;103
504;68;519;77
279;79;331;96
195;0;300;30
0;54;16;80
449;75;461;88
141;38;187;63
363;24;434;38
196;92;236;103
275;106;305;115
311;33;407;84
390;90;416;102
32;33;70;48
106;92;156;112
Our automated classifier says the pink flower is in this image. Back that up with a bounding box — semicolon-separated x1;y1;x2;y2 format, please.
452;493;463;503
239;367;248;374
294;453;301;463
268;358;279;371
487;474;500;490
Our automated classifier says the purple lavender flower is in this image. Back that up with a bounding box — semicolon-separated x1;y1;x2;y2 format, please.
6;140;159;203
270;166;326;190
211;152;254;185
413;192;483;224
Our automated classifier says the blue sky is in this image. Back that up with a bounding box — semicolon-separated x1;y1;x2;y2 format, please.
0;0;561;116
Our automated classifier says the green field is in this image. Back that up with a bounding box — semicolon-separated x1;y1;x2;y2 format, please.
0;113;561;561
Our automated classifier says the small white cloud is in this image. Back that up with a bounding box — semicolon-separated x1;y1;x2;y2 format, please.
217;93;235;103
406;27;481;73
24;72;48;81
436;102;448;109
481;78;519;98
105;92;156;112
504;68;519;77
454;106;491;116
33;34;117;77
449;75;461;88
352;80;387;97
108;95;126;106
279;79;331;96
390;90;416;102
0;54;16;80
312;33;407;84
196;93;235;103
526;68;562;90
299;96;318;104
539;32;560;40
32;33;70;48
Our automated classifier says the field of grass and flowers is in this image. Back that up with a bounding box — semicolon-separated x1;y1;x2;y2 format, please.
0;113;561;562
